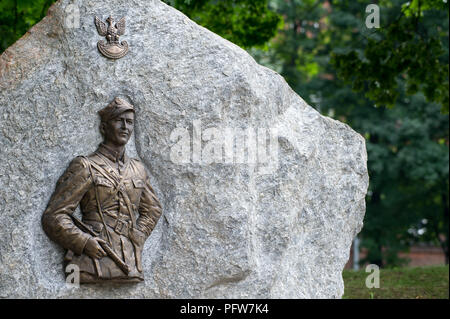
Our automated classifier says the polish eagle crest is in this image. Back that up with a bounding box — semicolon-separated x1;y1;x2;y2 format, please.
94;16;129;59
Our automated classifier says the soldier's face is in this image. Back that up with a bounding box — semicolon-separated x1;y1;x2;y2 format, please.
103;111;134;146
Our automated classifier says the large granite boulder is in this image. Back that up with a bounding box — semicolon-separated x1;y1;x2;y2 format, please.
0;0;369;298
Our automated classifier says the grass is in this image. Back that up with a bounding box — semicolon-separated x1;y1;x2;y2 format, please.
343;265;449;299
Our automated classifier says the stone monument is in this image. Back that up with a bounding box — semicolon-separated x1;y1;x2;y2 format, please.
0;0;369;298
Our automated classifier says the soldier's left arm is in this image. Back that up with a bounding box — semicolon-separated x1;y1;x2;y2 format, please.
135;171;162;240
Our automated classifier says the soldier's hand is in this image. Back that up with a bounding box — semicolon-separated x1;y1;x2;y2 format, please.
84;238;107;259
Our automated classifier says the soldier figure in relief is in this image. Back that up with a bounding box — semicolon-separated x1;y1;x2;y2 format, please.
42;97;162;283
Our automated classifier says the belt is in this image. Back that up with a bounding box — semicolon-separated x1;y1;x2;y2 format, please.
83;211;132;237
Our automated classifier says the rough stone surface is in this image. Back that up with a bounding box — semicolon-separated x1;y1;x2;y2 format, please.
0;0;369;298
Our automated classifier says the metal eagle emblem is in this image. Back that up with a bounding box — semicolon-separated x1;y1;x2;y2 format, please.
94;16;129;59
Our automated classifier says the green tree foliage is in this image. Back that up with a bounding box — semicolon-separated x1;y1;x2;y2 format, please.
0;0;55;53
360;93;449;266
330;0;449;112
162;0;281;48
250;0;448;266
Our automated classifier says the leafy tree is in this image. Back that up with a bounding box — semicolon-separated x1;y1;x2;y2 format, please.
0;0;55;53
330;0;449;112
359;91;449;266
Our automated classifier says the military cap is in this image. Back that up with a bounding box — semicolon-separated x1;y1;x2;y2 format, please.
98;97;135;122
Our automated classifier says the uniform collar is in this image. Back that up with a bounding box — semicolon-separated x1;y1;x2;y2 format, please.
97;143;128;163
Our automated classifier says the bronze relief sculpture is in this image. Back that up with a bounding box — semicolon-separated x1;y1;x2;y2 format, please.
42;97;162;283
95;16;129;59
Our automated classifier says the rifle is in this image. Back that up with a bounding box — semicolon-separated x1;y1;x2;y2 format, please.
70;214;130;275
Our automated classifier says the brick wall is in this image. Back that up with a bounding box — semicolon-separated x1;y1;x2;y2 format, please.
345;243;447;269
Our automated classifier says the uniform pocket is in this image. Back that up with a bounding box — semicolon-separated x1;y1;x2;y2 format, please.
94;176;114;188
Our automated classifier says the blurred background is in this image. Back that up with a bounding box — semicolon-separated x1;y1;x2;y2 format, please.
0;0;448;271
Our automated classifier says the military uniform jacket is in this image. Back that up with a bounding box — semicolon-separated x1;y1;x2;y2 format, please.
42;144;162;283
